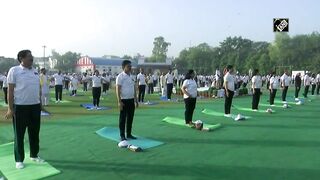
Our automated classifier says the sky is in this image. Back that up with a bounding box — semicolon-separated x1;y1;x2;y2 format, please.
0;0;319;58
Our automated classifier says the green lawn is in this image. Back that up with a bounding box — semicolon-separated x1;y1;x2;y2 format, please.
0;87;320;180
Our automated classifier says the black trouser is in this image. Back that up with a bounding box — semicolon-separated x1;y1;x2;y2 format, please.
119;99;135;138
92;87;101;107
282;86;288;101
224;90;234;114
138;85;146;102
55;85;63;101
167;83;173;99
304;85;310;98
184;98;197;124
153;80;157;87
72;90;77;95
148;83;154;94
317;83;320;95
295;86;301;98
13;104;41;162
243;83;247;88
311;84;316;95
102;83;107;93
269;89;277;105
3;87;8;104
252;88;261;110
64;81;70;90
83;82;88;91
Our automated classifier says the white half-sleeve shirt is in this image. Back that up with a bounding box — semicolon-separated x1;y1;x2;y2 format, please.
7;65;40;105
116;72;135;99
182;79;198;99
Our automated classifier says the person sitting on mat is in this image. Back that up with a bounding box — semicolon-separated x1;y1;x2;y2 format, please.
116;60;139;141
181;69;198;127
5;50;45;169
251;69;262;111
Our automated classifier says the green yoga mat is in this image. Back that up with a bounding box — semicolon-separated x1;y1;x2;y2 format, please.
162;116;221;130
0;142;60;180
232;106;275;113
96;127;164;149
50;98;71;103
202;109;251;119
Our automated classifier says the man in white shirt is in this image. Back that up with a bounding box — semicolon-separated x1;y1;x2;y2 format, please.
5;50;45;169
223;65;235;117
82;73;89;92
102;72;111;95
53;70;64;103
116;60;138;141
303;72;311;98
160;72;166;96
137;68;146;103
166;69;174;100
0;72;8;104
280;70;290;102
269;72;279;106
316;72;320;95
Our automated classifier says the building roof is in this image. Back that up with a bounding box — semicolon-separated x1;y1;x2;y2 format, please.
90;57;137;67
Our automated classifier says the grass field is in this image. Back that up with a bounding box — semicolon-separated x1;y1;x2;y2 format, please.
0;87;320;180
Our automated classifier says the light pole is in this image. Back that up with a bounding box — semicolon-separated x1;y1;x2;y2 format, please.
42;45;46;69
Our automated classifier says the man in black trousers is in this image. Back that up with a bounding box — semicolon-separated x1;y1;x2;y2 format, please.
223;65;235;117
5;50;45;169
294;73;302;100
116;60;139;141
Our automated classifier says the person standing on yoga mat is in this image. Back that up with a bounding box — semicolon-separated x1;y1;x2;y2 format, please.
90;70;103;110
269;71;279;106
303;72;311;98
311;73;317;95
70;73;79;96
251;69;262;111
1;72;8;104
166;69;174;100
5;50;45;169
280;70;290;103
40;68;50;106
137;68;146;103
181;69;198;127
294;73;302;101
316;72;320;95
53;70;64;103
116;60;138;141
223;65;235;117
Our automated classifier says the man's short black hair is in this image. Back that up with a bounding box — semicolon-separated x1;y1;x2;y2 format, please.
17;50;31;63
226;65;233;71
122;60;132;69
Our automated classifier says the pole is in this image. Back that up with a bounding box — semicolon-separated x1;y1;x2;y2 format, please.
42;45;46;69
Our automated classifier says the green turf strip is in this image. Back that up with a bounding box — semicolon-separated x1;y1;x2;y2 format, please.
232;105;276;113
96;127;164;149
162;116;221;130
50;98;71;103
0;142;60;180
201;109;251;119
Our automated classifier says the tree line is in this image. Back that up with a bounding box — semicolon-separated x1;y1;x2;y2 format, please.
174;32;320;75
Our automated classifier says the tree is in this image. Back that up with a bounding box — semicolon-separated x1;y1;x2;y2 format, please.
52;50;81;72
0;57;18;73
149;36;171;62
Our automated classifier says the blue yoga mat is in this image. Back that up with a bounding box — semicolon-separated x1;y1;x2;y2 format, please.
80;104;111;110
96;127;164;149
